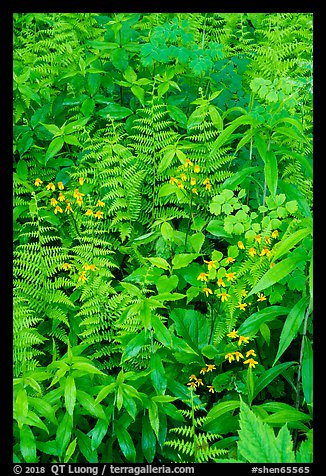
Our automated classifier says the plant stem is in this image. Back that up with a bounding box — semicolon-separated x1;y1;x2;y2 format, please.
184;192;193;250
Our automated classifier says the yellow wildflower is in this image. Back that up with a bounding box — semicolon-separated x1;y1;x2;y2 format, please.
187;381;197;389
177;181;184;189
46;182;55;191
197;272;209;282
238;335;250;346
54;205;63;214
227;329;238;339
225;353;235;363
97;200;105;207
246;349;256;358
233;351;244;362
94;211;104;219
217;278;226;287
50;197;58;207
248;247;256;257
226;257;235;264
238;241;245;249
83;264;91;271
226;272;236;282
88;264;98;271
241;289;248;297
189;374;197;381
237;302;248;311
78;271;88;283
200;367;207;375
272;230;279;239
169;177;177;184
207;385;215;393
194;165;200;173
255;234;261;243
218;292;230;302
203;178;210;185
79;177;85;185
58;192;65;202
73;188;84;198
62;263;71;271
192;188;198;195
57;181;64;190
265;236;271;244
205;182;212;191
181;173;187;182
260;246;271;257
196;378;204;386
76;196;83;206
35;178;43;186
206;364;216;372
244;358;258;369
204;259;217;270
203;287;213;297
85;209;93;216
257;293;267;302
65;202;74;214
184;159;193;167
190;177;196;186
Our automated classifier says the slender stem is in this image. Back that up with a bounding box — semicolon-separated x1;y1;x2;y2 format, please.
184;192;193;250
262;134;271;208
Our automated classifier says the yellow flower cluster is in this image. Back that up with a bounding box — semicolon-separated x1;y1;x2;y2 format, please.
62;261;99;283
225;329;258;368
169;159;214;194
237;232;279;259
187;364;217;393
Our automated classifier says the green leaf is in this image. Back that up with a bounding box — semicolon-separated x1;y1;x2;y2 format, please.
189;232;205;253
264;150;278;197
16;160;29;181
206;220;232;238
208;104;223;130
150;353;167;394
170;308;210;353
221;167;259;191
15;388;28;429
76;429;98;463
45;136;64;163
95;383;116;405
204;400;240;425
81;97;95;117
161;221;174;241
20;425;37;463
148;400;160;438
72;361;105;376
115;422;136;462
29;397;58;426
111;47;129;71
263;409;311;425
151;315;172;348
167;105;187;128
172;253;197;269
210;114;253;155
156;275;178;294
76;390;107;421
146;257;170;270
121;330;147;362
131;84;145;104
64;437;77;463
238;306;290;337
237;400;281;462
302;337;313;405
253;362;296;399
247;255;305;297
246;366;255;407
272;228;311;262
90;419;109;451
142;414;156;463
157;148;176;174
64;375;76;416
273;296;309;365
56;411;73;456
98;103;133;120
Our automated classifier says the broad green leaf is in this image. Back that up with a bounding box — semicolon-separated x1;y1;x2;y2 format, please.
16;160;28;181
64;437;77;463
204;400;240;425
210;114;253;155
29;397;58;426
238;306;290;337
247;255;305;297
148;400;160;438
237;400;281;463
64;374;76;416
24;410;49;434
76;429;98;463
172;253;197;269
115;422;136;462
156;275;178;294
150;353;167;394
81;97;95;117
208;104;223;130
189;232;205;253
142;415;156;463
246;366;255;407
45;136;64;163
302;337;313;405
264;150;278;197
295;430;313;463
170;308;210;353
273;296;309;365
151;314;172;348
76;390;107;421
272;228;311;262
90;419;109;451
15;388;28;428
20;425;37;463
263;409;311;425
157;148;176;174
221;167;259;190
95;383;116;404
56;411;73;456
253;362;296;399
71;361;105;375
98;103;132;120
274;425;296;462
206;220;232;238
161;221;174;241
167;104;187;128
146;257;170;270
121;330;147;362
111;47;129;71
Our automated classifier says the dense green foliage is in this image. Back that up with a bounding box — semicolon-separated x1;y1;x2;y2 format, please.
13;12;313;464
